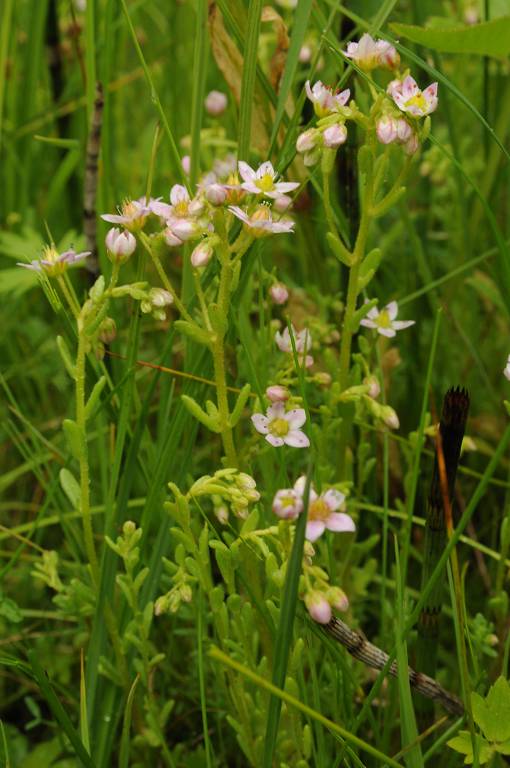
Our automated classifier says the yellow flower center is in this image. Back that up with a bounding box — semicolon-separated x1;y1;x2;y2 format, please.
269;418;289;437
256;173;275;193
309;498;330;521
174;201;189;217
404;92;427;112
376;309;392;329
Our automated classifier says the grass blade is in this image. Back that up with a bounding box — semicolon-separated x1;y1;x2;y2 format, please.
237;0;263;160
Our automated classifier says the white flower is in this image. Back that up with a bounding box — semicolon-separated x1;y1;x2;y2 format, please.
504;355;510;381
101;199;150;231
275;324;313;367
205;90;228;116
322;123;348;148
343;33;399;70
360;301;415;338
105;228;137;262
272;488;304;519
251;402;309;448
17;246;90;276
238;161;299;199
228;205;294;236
293;476;355;542
305;80;350;117
388;76;438;118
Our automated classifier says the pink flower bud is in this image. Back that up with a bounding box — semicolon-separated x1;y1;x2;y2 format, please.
296;129;319;153
205;90;228;116
328;587;349;612
382;405;400;430
305;591;332;624
396;119;412;142
182;155;191;175
172;219;200;241
191;241;213;268
299;44;312;63
404;133;419;156
364;375;380;399
205;183;227;205
105;227;137;263
269;282;289;305
304;148;321;167
266;385;290;402
273;195;292;213
164;228;183;247
214;506;229;525
376;116;397;145
322;123;347;148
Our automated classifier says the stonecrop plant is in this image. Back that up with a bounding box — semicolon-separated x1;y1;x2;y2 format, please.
2;1;510;767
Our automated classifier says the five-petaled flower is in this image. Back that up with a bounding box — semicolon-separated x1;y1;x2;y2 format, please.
305;80;350;117
101;198;151;231
360;301;415;338
251;402;310;448
228;205;294;236
275;324;313;367
293;476;355;542
238;161;299;199
343;33;400;70
17;246;90;277
388;76;438;118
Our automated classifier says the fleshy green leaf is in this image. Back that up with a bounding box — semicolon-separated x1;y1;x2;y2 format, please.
472;677;510;743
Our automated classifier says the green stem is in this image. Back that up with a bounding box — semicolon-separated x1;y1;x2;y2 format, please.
213;246;237;467
58;274;80;318
323;167;339;240
140;234;194;323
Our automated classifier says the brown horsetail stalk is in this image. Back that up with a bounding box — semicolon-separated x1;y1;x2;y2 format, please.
416;386;470;720
83;81;104;270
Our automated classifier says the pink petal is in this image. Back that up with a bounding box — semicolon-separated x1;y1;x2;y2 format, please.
322;489;345;511
251;414;269;434
306;520;326;542
237;161;255;183
378;327;396;338
257;161;275;178
101;213;125;224
325;512;356;533
275;181;300;194
393;320;415;330
267;402;285;419
284;429;310;448
266;434;285;447
285;408;306;429
360;318;377;329
386;301;398;320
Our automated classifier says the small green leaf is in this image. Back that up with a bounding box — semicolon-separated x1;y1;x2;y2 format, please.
229;383;251;427
59;468;81;508
89;275;105;302
447;731;493;764
0;592;23;623
62;419;83;461
181;395;221;432
326;232;354;267
84;375;107;420
350;298;378;332
208;303;227;337
174;320;212;346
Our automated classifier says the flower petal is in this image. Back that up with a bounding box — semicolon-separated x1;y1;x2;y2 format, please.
238;161;256;183
386;301;398;320
285;429;310;448
325;512;356;533
266;434;285;447
306;520;326;542
322;489;346;511
285;408;306;429
392;320;415;330
251;414;269;434
377;327;396;338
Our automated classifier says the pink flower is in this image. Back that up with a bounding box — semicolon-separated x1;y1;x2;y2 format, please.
293;476;355;542
305;591;332;624
305;80;350;117
323;123;348;148
228;205;294;236
238;161;299;199
272;488;304;519
343;34;400;71
275;325;313;367
251;402;309;448
205;90;228;116
266;385;290;402
270;282;289;305
17;246;90;276
105;228;137;262
360;300;415;338
388;76;438;118
101;199;151;231
504;355;510;381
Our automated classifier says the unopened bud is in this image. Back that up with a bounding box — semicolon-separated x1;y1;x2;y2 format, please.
296;128;319;153
205;183;227;205
322;123;347;148
270;282;289;305
266;385;290;402
205;90;228;116
105;227;137;263
376;116;397;145
191;241;213;268
305;591;332;624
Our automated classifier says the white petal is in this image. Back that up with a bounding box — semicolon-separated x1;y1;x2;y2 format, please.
322;489;346;511
306;520;326;542
325;512;356;533
238;161;256;183
386;301;398;320
378;327;396;338
267;402;285;419
251;414;269;434
285;429;310;448
392;320;415;330
266;434;285;447
257;161;275;179
285;408;306;429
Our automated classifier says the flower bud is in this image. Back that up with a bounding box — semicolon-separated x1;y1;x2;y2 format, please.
205;90;228;116
205;183;227;206
296;128;319;153
270;282;289;305
298;44;312;63
266;385;290;403
364;375;380;399
214;506;229;525
164;228;183;247
381;405;400;430
191;241;213;268
98;316;116;344
304;148;321;167
105;227;137;263
305;591;332;624
322;123;347;148
182;155;191;175
172;219;201;241
327;587;349;612
150;288;173;307
314;372;332;387
403;133;419;156
376;116;397;145
396;118;412;142
273;195;292;213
